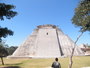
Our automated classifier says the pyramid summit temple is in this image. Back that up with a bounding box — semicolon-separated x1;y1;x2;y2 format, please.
9;24;84;58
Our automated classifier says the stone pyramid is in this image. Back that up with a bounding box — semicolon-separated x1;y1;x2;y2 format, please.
10;24;84;58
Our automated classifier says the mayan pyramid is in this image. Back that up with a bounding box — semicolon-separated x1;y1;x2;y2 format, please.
10;24;84;58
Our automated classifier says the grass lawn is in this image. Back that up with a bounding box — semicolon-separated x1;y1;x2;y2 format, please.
0;56;90;68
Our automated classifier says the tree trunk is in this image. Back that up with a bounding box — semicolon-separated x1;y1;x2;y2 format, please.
0;57;4;65
68;32;84;68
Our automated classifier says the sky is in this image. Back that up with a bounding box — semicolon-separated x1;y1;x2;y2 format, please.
0;0;90;46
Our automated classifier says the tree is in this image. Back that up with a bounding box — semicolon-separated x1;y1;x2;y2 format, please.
0;3;17;41
72;0;90;32
0;42;8;65
0;2;17;65
68;0;90;68
0;42;18;65
0;27;13;41
0;3;17;20
7;46;18;55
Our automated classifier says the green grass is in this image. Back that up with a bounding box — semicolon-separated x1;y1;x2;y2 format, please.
0;56;90;68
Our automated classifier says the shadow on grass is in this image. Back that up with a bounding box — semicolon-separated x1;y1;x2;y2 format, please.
5;62;23;66
0;66;21;68
0;63;23;68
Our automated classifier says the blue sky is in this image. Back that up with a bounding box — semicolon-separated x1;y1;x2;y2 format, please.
0;0;90;46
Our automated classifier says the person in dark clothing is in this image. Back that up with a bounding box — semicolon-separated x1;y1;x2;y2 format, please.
51;58;61;68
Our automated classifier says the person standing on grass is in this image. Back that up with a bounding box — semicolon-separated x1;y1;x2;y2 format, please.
51;58;61;68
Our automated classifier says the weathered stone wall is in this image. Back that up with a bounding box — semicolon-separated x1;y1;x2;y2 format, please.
9;24;84;58
34;28;61;58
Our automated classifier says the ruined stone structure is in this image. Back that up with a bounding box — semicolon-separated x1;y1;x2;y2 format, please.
9;24;84;58
79;44;90;55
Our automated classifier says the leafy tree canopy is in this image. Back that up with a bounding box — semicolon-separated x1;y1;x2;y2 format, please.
0;27;13;41
0;3;17;41
0;3;17;20
8;46;18;55
0;42;8;57
0;41;18;57
0;1;17;65
72;0;90;32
